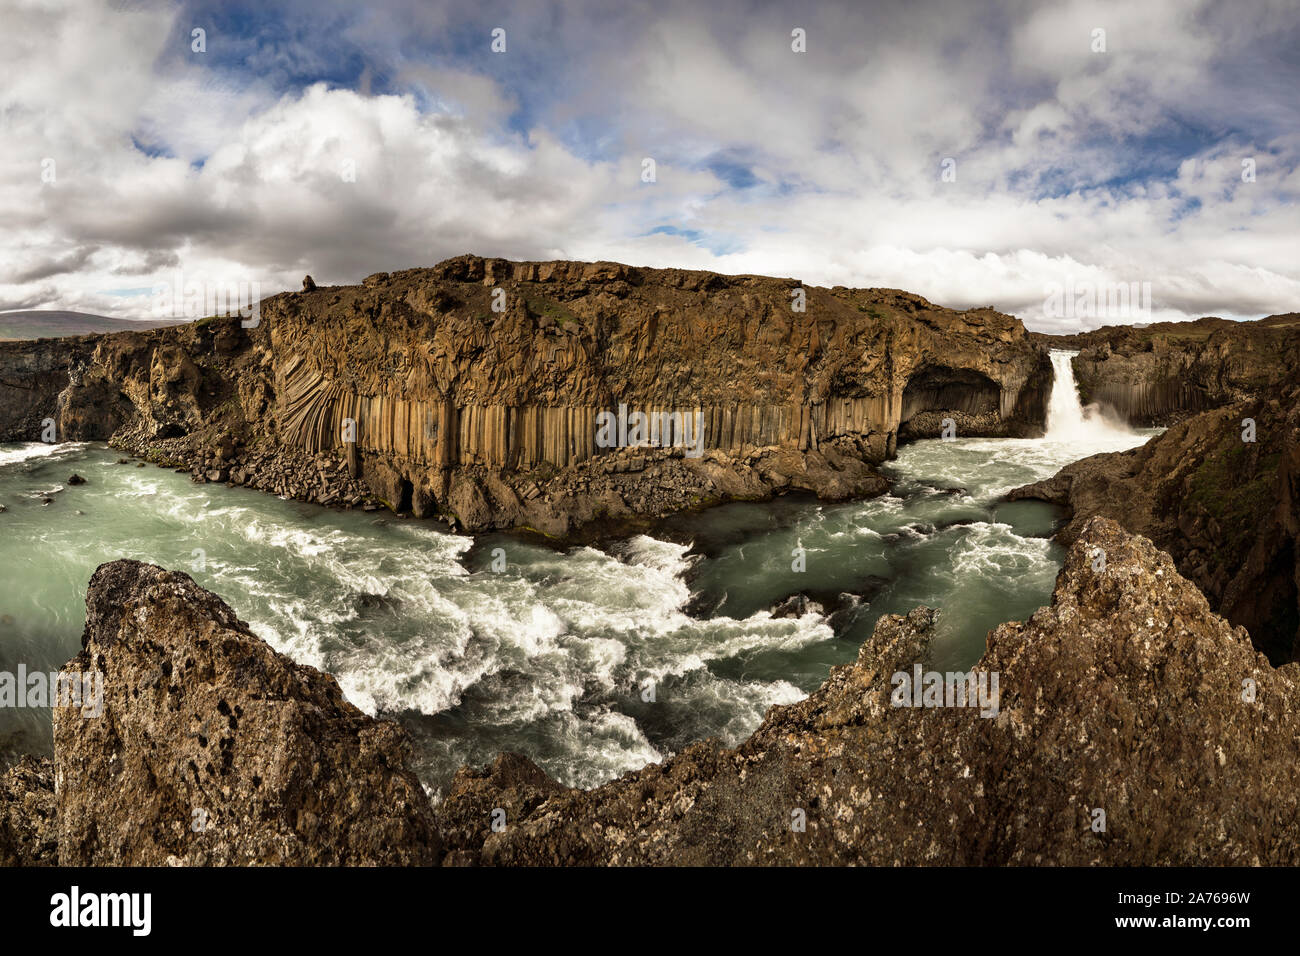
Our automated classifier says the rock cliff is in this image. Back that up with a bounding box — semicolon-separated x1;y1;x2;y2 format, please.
0;336;96;442
5;518;1297;866
0;256;1051;535
1034;313;1300;426
1009;375;1300;665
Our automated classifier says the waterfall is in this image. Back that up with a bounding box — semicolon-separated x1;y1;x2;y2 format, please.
1045;350;1130;441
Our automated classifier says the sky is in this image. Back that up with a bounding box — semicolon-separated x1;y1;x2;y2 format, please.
1;0;1297;331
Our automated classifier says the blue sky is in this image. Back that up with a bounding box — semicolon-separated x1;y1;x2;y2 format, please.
1;0;1297;330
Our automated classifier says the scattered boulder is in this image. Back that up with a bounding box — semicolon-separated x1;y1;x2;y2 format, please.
448;475;492;529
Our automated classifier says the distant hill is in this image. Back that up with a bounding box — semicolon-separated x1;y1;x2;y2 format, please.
0;310;187;341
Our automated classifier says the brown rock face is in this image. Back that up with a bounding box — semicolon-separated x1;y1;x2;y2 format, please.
265;257;1048;469
44;559;439;866
435;518;1300;865
0;256;1051;534
0;335;95;442
0;756;58;866
1036;313;1300;426
1009;380;1300;664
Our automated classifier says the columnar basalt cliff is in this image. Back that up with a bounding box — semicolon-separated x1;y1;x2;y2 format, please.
5;519;1297;866
1034;313;1300;426
0;256;1051;535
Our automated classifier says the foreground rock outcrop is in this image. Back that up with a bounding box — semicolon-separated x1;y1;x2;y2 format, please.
435;517;1300;865
0;560;439;866
0;256;1051;536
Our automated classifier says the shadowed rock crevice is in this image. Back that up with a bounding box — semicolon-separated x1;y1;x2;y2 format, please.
897;364;1012;441
902;365;1001;419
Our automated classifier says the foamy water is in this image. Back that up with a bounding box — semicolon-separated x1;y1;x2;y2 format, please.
1045;349;1135;444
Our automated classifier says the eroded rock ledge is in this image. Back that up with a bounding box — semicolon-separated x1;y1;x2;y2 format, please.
0;256;1051;537
5;518;1298;866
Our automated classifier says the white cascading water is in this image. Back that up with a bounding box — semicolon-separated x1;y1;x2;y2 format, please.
1044;349;1130;442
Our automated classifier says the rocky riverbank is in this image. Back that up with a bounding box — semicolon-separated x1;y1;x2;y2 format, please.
1;560;440;866
5;517;1297;866
1012;314;1300;666
0;256;1051;537
1009;373;1300;665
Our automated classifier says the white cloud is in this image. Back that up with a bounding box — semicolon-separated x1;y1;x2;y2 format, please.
0;0;1295;331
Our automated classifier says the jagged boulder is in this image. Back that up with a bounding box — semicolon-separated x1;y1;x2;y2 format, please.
435;517;1300;865
46;559;439;865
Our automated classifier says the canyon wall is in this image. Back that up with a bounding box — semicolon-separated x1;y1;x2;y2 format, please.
0;256;1051;534
1014;314;1300;664
1010;372;1300;665
1036;314;1300;426
0;336;96;443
